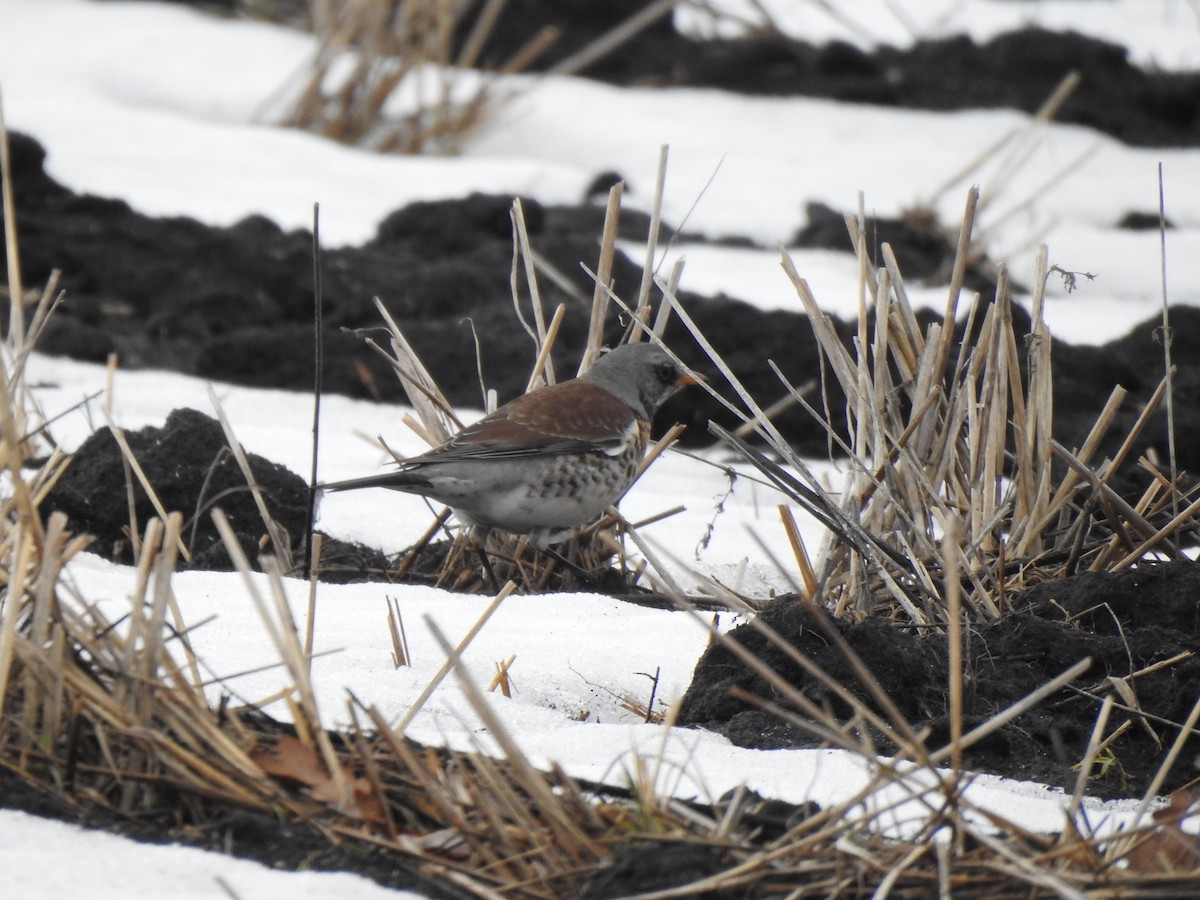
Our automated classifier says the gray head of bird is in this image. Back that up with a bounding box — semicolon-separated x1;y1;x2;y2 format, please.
581;343;700;420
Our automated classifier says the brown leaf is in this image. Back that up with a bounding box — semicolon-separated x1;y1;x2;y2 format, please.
349;778;388;826
1126;789;1200;873
252;734;328;790
252;735;386;825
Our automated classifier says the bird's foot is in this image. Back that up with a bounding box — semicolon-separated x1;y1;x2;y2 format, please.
538;545;632;591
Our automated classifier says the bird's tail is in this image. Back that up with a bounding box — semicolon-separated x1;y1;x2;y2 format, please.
316;471;431;493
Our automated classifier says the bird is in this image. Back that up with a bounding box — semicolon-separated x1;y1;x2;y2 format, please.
319;342;699;553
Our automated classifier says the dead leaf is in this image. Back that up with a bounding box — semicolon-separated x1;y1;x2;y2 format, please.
252;734;328;788
252;735;386;825
1126;789;1200;873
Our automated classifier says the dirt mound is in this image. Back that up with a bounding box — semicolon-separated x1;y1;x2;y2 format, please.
679;560;1200;799
38;407;385;577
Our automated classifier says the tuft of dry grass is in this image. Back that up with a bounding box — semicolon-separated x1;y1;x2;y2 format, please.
270;0;678;156
269;0;538;154
682;186;1200;626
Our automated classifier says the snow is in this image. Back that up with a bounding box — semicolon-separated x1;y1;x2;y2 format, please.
1;0;1198;896
4;808;415;900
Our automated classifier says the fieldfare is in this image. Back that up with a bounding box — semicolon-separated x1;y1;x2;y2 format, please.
320;342;699;551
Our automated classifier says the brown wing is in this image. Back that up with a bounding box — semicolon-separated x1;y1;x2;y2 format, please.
414;381;638;463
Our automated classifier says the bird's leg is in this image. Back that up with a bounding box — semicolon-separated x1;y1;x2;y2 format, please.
476;548;501;594
539;543;602;586
472;528;501;594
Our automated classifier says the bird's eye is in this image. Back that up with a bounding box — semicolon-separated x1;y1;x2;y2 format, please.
657;362;676;383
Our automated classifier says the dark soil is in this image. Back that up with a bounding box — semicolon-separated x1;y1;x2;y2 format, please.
36;406;389;578
678;560;1200;801
6;2;1200;896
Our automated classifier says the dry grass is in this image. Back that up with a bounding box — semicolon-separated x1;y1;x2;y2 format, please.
269;0;536;154
271;0;677;155
6;112;1200;895
677;186;1200;627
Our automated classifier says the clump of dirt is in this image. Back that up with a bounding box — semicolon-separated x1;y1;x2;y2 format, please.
37;407;383;576
793;202;1006;295
678;560;1200;799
